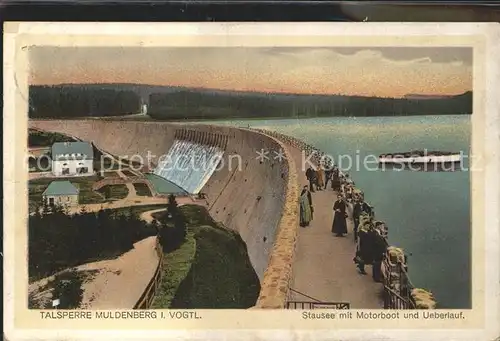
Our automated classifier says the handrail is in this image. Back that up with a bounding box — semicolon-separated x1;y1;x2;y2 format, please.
133;236;164;309
384;285;416;309
288;288;322;302
286;301;351;309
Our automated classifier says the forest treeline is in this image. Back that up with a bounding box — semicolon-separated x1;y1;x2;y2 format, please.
148;90;472;120
28;84;472;119
29;85;142;118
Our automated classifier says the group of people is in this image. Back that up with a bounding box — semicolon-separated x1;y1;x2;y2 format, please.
335;190;385;282
300;165;384;281
305;165;344;193
300;164;365;236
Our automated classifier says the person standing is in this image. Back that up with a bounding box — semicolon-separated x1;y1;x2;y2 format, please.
352;195;372;242
299;185;313;227
316;165;325;190
332;194;348;237
331;168;341;191
371;230;387;282
324;168;333;190
354;225;371;274
305;166;316;192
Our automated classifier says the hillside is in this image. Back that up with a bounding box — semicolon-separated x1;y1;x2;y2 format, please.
148;89;472;119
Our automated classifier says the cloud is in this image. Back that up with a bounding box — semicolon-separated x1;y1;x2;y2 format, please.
29;46;472;97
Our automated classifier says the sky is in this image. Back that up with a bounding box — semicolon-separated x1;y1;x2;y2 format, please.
29;46;472;98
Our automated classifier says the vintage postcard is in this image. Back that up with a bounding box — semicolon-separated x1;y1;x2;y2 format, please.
3;22;500;340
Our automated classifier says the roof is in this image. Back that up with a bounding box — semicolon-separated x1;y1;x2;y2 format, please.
43;181;79;196
52;142;94;161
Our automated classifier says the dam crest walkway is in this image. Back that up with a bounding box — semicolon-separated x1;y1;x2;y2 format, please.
286;145;384;308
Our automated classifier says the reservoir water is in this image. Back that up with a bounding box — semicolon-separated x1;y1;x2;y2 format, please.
200;115;471;309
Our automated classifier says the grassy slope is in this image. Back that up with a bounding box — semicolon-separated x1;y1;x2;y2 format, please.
152;205;260;309
97;184;129;200
151;231;196;309
121;170;137;177
133;183;153;197
28;129;75;147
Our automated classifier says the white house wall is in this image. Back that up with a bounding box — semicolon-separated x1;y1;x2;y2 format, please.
52;160;94;177
44;194;79;207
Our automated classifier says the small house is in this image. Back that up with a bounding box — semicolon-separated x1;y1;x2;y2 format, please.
51;141;94;177
42;180;79;207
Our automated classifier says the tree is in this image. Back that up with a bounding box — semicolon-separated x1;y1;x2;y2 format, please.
167;194;179;218
158;195;187;252
51;270;84;309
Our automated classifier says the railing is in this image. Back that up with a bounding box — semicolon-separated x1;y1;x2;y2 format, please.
133;237;164;309
382;240;415;309
286;288;350;309
174;128;229;150
286;301;350;309
384;286;415;309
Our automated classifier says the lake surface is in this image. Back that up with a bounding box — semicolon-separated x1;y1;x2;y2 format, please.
201;115;471;309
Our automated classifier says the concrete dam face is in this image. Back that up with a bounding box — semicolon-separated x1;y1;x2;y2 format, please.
29;120;290;280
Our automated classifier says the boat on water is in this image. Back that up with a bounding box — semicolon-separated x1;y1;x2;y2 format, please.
378;150;462;164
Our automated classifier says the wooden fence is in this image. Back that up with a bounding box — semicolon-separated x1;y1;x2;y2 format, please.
133;236;164;309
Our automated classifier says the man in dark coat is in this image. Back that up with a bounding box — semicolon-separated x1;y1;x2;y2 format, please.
332;194;348;237
331;169;341;191
352;195;372;242
305;166;316;192
371;232;387;282
354;228;387;278
354;227;372;274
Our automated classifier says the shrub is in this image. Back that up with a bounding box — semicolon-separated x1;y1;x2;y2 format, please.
158;195;187;252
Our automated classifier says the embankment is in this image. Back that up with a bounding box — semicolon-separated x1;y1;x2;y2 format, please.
29;120;296;296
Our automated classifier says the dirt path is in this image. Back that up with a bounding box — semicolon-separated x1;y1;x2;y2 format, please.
64;195;201;215
29;236;159;309
78;236;159;309
139;208;168;223
287;146;384;308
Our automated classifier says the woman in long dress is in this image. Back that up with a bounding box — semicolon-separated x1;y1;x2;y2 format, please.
299;185;313;227
332;194;348;236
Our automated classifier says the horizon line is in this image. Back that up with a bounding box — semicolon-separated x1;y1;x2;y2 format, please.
28;82;473;100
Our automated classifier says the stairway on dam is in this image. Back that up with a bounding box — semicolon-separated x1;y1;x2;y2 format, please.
287;146;384;309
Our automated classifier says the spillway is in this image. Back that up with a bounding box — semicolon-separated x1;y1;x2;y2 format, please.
153;139;224;194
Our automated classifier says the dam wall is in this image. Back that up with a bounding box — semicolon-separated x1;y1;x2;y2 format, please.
28;120;295;290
